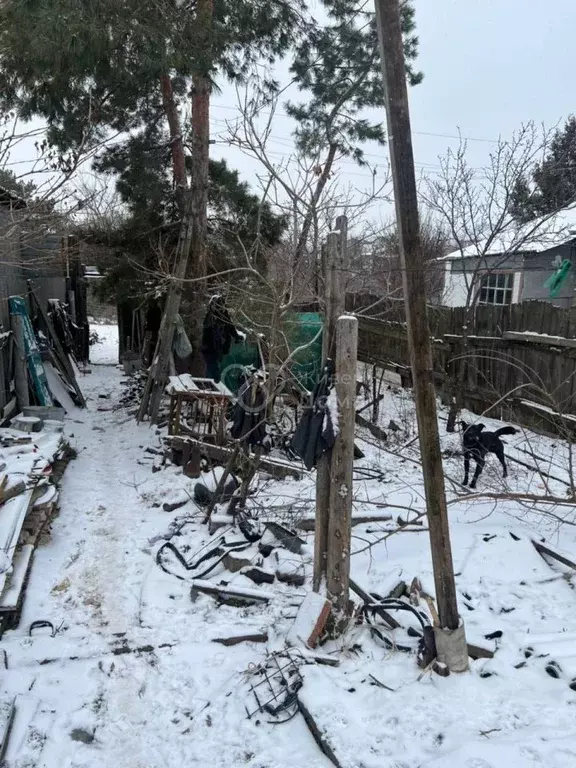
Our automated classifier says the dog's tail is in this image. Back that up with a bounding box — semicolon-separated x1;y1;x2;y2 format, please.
494;426;517;437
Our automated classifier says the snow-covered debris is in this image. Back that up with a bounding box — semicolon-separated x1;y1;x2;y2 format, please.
287;592;331;649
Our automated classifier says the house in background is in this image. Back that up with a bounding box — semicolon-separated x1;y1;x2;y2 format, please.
440;206;576;308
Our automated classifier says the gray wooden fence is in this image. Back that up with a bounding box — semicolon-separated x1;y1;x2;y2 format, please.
356;300;576;437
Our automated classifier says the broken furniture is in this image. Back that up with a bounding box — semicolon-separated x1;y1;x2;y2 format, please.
166;375;233;445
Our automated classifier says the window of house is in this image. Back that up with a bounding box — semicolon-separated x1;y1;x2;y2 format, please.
478;272;514;306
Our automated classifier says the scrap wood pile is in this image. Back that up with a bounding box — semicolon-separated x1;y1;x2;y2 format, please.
7;287;86;414
0;408;71;634
0;290;84;636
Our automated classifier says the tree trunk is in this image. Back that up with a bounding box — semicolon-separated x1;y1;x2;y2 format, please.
293;143;338;274
186;0;213;375
160;74;188;216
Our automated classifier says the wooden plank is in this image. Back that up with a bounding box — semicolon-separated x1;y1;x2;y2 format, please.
0;697;16;761
0;544;34;613
28;283;86;407
168;436;303;479
503;331;576;349
532;540;576;571
467;643;494;660
349;578;401;630
0;490;34;595
190;579;273;605
355;413;387;441
298;698;343;768
211;632;268;646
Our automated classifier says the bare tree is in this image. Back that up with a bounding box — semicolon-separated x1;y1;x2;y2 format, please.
224;83;392;303
424;123;574;309
0;108;117;270
423;122;576;430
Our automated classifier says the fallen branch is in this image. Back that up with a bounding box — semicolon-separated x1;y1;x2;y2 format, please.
507;454;570;488
448;491;576;512
296;513;392;532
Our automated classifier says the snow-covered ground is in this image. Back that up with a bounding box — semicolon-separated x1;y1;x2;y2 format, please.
2;325;576;767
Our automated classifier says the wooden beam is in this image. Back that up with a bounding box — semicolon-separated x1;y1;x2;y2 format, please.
355;413;387;442
190;579;273;606
375;0;462;636
326;317;357;617
211;632;268;646
168;436;302;479
504;331;576;349
297;513;392;532
532;539;576;571
315;224;347;591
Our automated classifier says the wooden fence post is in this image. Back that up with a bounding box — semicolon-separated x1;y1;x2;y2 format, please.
314;221;348;592
326;315;358;618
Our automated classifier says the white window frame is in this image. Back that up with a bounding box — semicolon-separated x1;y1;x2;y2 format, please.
477;272;515;306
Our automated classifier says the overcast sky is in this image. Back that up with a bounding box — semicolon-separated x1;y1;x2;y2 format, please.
209;0;575;226
7;0;575;222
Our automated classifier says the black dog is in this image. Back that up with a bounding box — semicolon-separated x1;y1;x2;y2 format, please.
460;421;518;488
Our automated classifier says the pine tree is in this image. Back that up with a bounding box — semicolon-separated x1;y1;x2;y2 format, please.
288;0;422;164
93;129;285;271
0;0;304;157
511;116;576;222
286;0;422;264
0;169;37;201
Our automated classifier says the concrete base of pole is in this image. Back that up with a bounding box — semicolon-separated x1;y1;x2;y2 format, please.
434;620;469;673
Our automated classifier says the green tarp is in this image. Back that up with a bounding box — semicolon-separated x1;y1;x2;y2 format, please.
220;312;323;394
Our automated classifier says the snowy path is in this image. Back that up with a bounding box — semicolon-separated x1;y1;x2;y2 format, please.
2;325;576;767
2;327;327;767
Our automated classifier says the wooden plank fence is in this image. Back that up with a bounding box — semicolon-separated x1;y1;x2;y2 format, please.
354;299;576;438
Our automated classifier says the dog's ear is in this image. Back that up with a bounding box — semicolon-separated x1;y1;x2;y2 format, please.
460;420;468;430
477;423;486;431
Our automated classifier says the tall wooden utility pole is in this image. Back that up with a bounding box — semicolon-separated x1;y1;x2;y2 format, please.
374;0;467;670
